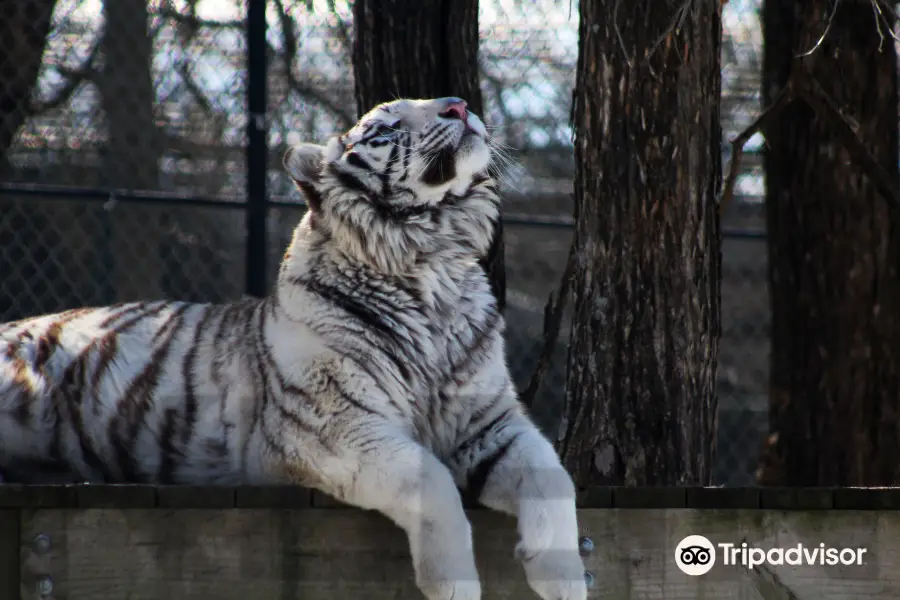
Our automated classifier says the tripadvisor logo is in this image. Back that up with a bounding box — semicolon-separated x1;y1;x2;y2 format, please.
674;535;868;576
675;535;716;576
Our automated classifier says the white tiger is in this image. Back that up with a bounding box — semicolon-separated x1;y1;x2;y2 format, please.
0;97;588;600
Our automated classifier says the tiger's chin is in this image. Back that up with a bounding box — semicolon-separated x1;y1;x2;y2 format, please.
457;131;491;170
445;135;493;196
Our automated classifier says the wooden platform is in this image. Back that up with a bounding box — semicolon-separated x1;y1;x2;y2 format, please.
2;485;899;599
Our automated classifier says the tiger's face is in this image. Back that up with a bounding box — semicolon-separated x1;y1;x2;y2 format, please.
285;97;491;204
282;97;499;274
339;97;491;196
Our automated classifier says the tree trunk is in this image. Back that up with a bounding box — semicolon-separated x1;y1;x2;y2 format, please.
99;0;160;190
351;0;505;309
556;0;722;486
98;0;164;302
757;1;900;486
0;0;56;164
0;0;57;321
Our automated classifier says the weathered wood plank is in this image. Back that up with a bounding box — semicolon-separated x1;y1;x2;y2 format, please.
0;485;78;508
576;487;613;508
761;488;800;510
5;484;894;510
76;485;157;509
0;509;20;600
234;486;312;509
613;486;687;508
686;487;761;509
156;486;235;509
834;488;900;510
16;508;900;600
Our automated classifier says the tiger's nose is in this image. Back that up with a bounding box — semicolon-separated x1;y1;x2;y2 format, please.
437;97;467;122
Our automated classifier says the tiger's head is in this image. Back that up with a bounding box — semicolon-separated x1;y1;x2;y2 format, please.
283;97;499;275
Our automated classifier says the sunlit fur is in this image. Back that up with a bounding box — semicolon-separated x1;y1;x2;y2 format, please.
0;98;587;600
283;98;496;275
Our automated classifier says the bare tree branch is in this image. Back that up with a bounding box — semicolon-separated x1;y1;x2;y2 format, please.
151;6;243;30
285;75;355;129
31;14;170;118
29;36;102;115
796;62;900;217
719;82;794;214
325;0;353;52
273;0;298;66
610;0;692;68
875;0;900;31
722;0;900;218
641;0;691;66
868;0;900;50
177;60;219;117
273;0;354;129
612;0;633;68
796;0;841;58
721;57;900;222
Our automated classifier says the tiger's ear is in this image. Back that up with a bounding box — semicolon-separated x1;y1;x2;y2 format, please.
284;143;325;211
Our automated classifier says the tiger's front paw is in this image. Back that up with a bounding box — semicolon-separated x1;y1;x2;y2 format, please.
516;539;588;600
515;495;588;600
417;578;482;600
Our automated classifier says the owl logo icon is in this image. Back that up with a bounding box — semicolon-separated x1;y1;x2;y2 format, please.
675;535;716;576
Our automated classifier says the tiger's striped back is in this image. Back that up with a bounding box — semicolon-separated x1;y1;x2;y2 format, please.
0;299;269;483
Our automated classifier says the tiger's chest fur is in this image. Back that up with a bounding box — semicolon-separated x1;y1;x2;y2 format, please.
270;244;505;456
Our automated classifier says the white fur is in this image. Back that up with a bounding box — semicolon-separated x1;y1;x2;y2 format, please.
0;98;587;600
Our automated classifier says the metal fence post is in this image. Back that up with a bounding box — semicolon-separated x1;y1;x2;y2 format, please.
246;0;268;297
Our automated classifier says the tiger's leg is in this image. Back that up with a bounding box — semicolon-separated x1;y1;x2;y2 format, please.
282;431;482;600
450;405;587;600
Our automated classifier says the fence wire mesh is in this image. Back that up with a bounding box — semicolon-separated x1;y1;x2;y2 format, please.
0;0;768;486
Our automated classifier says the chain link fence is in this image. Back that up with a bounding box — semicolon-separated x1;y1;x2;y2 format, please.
0;0;768;486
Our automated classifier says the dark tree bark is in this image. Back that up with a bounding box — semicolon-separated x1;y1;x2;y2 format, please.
99;0;160;191
757;2;900;486
556;0;722;486
0;0;57;321
0;0;56;164
351;0;505;309
98;0;165;302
